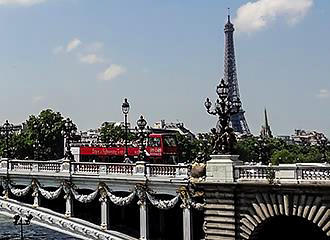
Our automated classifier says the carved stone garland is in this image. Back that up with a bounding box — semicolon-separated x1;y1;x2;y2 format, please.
38;184;62;200
146;192;180;210
105;187;136;206
71;188;99;203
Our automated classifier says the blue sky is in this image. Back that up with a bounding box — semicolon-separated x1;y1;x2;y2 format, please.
0;0;329;136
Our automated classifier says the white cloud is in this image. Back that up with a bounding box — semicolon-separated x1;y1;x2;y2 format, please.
233;0;313;34
0;0;45;6
79;54;104;64
317;89;330;99
66;38;81;52
99;64;126;81
52;46;64;55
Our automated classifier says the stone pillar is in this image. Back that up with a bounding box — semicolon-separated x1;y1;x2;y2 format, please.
65;195;73;217
61;159;71;173
0;158;8;174
206;155;242;182
135;161;147;177
183;207;192;240
139;201;149;240
100;197;109;230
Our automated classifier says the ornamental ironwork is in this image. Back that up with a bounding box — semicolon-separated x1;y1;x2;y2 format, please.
205;78;240;154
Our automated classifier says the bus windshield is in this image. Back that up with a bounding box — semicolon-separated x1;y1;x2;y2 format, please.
163;136;177;147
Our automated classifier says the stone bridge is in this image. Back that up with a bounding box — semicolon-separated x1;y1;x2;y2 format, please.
0;156;329;240
201;155;330;240
0;158;202;240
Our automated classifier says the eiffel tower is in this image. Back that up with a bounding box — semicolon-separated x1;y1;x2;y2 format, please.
222;14;250;135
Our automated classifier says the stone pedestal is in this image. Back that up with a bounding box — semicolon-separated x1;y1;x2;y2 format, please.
135;161;146;176
206;155;242;182
61;159;71;173
0;158;8;173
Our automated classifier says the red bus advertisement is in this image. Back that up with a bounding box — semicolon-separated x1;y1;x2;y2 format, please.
71;133;178;164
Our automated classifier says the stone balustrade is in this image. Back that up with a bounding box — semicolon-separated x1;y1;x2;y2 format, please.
147;163;188;178
234;164;330;183
0;158;189;179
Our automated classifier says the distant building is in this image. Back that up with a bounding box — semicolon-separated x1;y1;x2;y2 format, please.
277;135;294;145
153;120;195;139
75;121;131;146
291;129;326;145
79;129;100;144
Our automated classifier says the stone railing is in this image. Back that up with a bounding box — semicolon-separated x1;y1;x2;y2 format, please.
10;160;62;173
72;162;134;175
300;166;330;180
234;164;330;183
0;158;189;179
147;164;188;178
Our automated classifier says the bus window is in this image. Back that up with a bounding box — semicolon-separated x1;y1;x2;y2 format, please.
148;137;161;147
163;136;177;147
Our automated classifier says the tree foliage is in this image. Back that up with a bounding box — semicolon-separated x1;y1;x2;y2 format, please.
0;109;76;160
235;136;328;164
99;122;136;144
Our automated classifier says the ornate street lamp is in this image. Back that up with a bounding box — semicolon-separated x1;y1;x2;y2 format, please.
0;120;22;159
204;78;241;154
32;122;42;160
13;214;33;240
63;118;76;161
318;137;330;163
135;115;150;161
63;118;76;181
0;120;22;188
122;98;130;161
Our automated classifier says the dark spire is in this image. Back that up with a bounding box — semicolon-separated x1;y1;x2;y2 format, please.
260;108;273;138
264;108;269;129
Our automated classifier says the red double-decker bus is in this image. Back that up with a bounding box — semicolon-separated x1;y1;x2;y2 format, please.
71;132;179;164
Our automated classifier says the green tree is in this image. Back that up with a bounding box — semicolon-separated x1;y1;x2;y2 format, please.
0;109;76;160
235;136;258;162
99;122;136;144
270;149;297;165
176;133;200;163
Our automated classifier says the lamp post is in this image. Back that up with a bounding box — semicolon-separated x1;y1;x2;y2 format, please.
122;98;130;161
204;78;241;154
318;137;330;163
0;120;22;159
0;120;22;188
63;118;76;179
135;115;150;161
13;214;33;240
32;122;42;160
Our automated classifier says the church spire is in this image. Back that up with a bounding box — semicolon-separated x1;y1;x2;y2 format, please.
260;108;273;138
